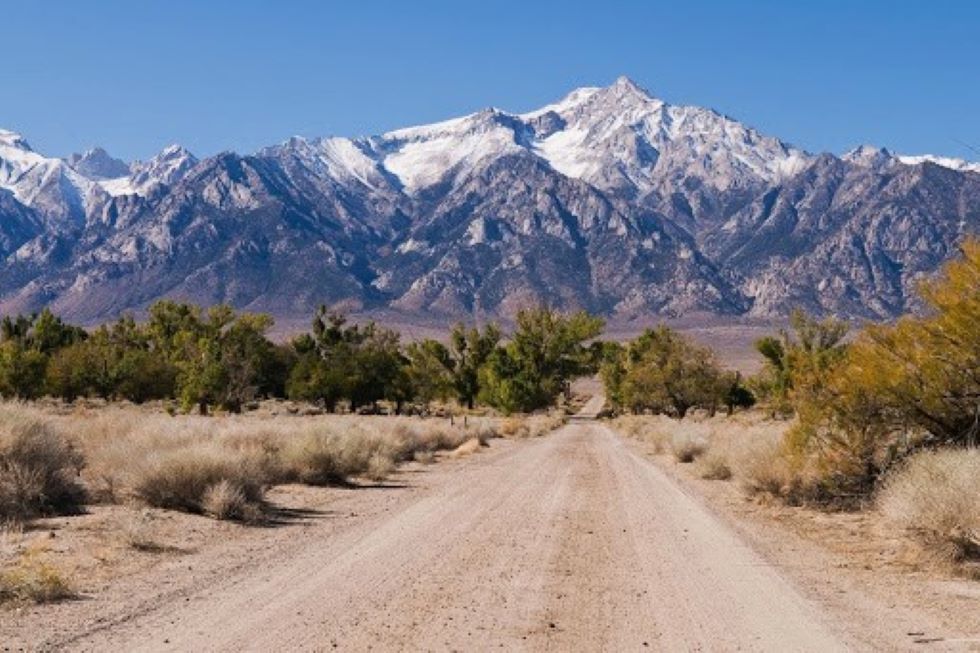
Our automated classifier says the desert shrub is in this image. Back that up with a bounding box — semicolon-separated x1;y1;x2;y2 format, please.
739;449;819;504
0;547;74;604
697;452;732;480
201;480;251;521
413;450;436;464
616;412;807;491
133;447;265;516
613;415;673;453
499;418;529;439
465;420;501;443
279;426;381;485
1;403;503;520
366;451;396;481
0;416;85;520
879;449;980;566
747;239;980;504
499;414;565;439
121;510;168;551
528;414;566;437
449;437;484;457
397;422;463;454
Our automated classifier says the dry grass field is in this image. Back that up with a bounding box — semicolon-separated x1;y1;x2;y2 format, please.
0;400;565;605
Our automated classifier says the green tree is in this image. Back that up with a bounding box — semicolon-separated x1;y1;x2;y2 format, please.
287;355;347;411
113;348;177;403
287;308;406;413
348;322;406;411
404;339;453;410
146;301;205;357
606;326;729;418
748;239;980;503
0;341;48;399
170;304;277;414
478;307;604;413
28;308;87;354
721;371;756;415
752;309;848;413
598;341;627;409
45;341;98;402
477;346;538;414
449;322;501;409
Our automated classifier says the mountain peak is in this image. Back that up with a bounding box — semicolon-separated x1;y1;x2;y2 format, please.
125;143;198;190
842;144;895;169
158;144;194;160
66;147;131;180
610;75;648;95
0;129;33;152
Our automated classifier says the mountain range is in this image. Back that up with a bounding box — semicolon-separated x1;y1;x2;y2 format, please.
1;76;977;326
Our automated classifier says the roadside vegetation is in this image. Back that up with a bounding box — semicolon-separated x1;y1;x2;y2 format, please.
0;402;570;603
0;304;601;417
0;305;585;603
610;237;980;575
0;404;506;522
600;326;754;418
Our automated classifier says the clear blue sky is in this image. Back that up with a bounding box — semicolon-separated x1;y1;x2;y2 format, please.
2;0;977;162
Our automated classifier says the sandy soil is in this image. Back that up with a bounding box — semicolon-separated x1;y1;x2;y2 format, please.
4;420;977;651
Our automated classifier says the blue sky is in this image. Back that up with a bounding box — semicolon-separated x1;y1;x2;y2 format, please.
2;1;978;162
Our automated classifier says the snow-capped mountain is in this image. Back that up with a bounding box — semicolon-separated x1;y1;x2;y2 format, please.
0;77;977;324
0;129;199;220
844;144;980;175
0;129;96;225
341;76;810;199
66;147;131;180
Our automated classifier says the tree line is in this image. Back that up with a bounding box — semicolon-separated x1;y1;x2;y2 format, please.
0;303;603;415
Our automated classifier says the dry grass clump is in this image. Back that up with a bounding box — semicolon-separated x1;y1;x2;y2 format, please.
412;450;436;464
0;545;74;604
697;452;733;480
133;446;267;518
201;480;254;521
615;412;792;488
671;432;708;463
63;409;478;500
277;427;376;486
878;449;980;571
0;410;85;521
613;416;674;453
120;510;168;551
275;419;493;484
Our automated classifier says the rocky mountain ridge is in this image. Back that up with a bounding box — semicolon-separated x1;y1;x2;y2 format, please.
0;78;977;324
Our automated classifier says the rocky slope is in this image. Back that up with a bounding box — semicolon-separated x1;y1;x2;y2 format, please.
0;78;976;324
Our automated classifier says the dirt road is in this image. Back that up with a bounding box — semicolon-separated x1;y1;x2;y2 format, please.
8;420;882;652
13;412;972;651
